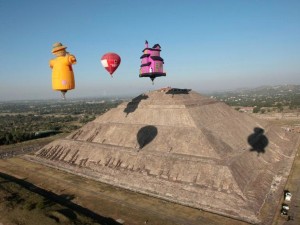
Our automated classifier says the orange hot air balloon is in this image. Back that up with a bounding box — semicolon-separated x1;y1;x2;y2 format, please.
101;53;121;77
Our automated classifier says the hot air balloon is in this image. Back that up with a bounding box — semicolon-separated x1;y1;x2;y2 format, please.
139;40;166;84
49;42;76;99
101;53;121;77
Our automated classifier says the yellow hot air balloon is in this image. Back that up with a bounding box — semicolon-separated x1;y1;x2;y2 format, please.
49;42;76;99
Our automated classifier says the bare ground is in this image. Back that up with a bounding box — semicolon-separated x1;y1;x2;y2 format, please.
272;145;300;225
0;112;299;225
251;113;300;225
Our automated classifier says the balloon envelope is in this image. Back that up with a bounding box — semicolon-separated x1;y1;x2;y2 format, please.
101;53;121;76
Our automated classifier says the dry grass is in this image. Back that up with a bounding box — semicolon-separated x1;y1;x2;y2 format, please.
0;173;103;225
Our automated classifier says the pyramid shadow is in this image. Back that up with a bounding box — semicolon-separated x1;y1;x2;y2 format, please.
57;208;77;220
124;94;148;116
247;127;269;156
137;125;158;149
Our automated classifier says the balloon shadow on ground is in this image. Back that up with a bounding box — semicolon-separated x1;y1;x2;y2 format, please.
124;94;148;116
247;127;269;156
137;125;158;149
165;88;191;97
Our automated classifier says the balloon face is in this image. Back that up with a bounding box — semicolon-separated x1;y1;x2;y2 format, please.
101;53;121;76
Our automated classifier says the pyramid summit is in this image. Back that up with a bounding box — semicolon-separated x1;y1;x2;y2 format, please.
28;88;300;224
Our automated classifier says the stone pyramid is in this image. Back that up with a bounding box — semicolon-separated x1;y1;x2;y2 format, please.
28;89;300;224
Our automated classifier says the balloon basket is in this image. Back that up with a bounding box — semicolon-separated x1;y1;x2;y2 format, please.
61;91;67;100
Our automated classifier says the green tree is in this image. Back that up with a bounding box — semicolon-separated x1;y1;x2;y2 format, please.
253;106;260;113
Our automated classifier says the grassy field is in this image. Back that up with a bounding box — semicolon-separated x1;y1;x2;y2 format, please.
0;133;67;152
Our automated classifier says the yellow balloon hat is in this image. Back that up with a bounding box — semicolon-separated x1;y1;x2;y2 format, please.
52;42;67;53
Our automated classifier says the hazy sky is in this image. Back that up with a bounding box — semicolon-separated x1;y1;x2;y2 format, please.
0;0;299;100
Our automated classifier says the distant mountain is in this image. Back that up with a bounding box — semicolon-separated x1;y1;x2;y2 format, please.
211;84;300;96
247;84;299;93
208;84;300;107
